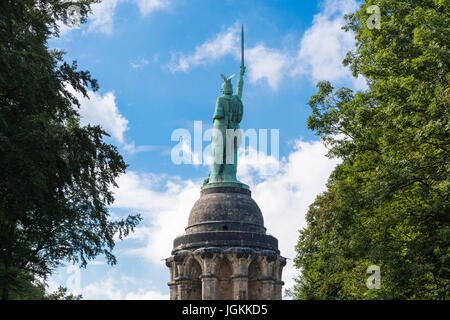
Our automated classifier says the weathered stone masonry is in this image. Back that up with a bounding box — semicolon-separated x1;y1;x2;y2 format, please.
166;187;286;300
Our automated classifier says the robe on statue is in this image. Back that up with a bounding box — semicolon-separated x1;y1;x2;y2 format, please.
208;94;243;184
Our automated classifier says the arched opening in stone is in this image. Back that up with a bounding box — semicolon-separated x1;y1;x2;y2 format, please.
185;258;202;300
217;259;233;300
248;259;264;299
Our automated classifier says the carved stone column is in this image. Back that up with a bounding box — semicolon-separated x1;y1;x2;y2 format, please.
194;247;223;300
200;275;218;300
274;280;284;300
165;256;178;300
167;281;177;300
260;250;278;299
273;256;287;300
227;247;254;300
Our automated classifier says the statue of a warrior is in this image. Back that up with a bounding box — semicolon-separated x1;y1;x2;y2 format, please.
203;26;248;188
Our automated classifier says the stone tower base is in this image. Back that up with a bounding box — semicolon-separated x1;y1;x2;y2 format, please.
166;247;285;300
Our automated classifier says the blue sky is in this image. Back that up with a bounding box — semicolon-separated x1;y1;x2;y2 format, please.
48;0;364;299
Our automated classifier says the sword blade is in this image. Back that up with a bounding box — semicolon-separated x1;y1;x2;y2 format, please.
241;24;244;67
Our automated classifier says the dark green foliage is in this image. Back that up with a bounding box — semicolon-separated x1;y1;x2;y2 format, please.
0;0;141;299
291;0;449;299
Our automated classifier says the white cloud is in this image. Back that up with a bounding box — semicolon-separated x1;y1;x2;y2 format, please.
170;135;202;166
130;58;150;69
246;44;292;90
81;276;169;300
293;0;367;89
57;22;75;37
237;146;280;179
83;277;123;299
123;142;167;155
169;24;241;72
88;0;170;34
125;289;169;300
111;171;199;263
43;277;62;295
69;87;160;154
69;87;129;144
110;138;340;296
292;0;366;89
134;0;170;16
87;0;121;35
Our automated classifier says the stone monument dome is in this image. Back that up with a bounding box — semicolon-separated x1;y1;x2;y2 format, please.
173;187;279;254
187;187;264;234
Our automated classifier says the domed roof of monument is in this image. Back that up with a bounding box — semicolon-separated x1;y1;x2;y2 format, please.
186;187;265;234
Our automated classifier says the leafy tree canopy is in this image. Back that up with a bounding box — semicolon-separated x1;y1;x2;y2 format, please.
290;0;449;299
0;0;141;299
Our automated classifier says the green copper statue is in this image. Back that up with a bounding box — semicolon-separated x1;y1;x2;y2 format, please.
202;25;249;190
